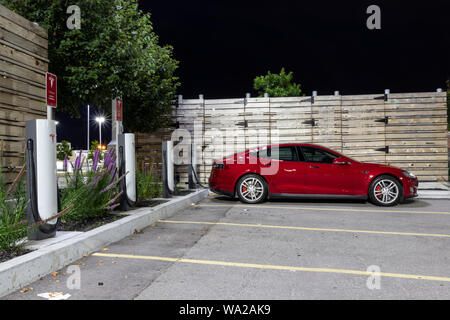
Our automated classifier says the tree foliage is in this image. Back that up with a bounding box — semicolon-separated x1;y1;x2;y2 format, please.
1;0;179;132
253;68;302;97
56;140;73;161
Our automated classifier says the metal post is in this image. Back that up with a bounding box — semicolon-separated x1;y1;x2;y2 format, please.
87;104;90;150
47;106;53;120
99;123;102;145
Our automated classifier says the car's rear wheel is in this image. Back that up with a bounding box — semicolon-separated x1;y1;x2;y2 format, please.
236;174;268;204
368;175;403;206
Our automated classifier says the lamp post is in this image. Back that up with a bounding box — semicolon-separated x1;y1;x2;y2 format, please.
95;116;105;145
87;104;90;150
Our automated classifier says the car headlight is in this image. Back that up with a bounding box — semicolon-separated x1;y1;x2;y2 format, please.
401;171;416;178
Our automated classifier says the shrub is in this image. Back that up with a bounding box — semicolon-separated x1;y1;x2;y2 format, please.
56;140;73;161
253;67;302;97
0;166;28;252
60;148;123;222
136;165;162;200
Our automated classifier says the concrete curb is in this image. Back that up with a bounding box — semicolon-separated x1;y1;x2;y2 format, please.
417;190;450;200
0;189;209;297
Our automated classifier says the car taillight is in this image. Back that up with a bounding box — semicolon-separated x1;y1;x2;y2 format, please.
212;163;225;169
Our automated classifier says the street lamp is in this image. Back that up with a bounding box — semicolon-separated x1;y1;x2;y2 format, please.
95;116;105;145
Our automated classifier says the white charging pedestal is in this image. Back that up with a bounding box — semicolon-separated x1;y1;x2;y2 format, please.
25;119;59;240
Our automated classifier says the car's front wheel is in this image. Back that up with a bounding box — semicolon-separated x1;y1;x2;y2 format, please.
368;175;403;206
236;174;268;204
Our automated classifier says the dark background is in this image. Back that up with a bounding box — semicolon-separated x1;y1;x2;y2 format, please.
58;0;450;149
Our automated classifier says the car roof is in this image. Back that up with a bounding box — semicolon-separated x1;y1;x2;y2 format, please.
249;143;328;150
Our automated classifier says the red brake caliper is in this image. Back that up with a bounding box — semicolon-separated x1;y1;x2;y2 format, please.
242;186;247;193
376;185;382;199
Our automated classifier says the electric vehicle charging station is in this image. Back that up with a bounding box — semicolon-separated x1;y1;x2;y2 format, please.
25;119;59;240
118;133;137;210
187;143;198;189
162;140;200;198
162;141;175;198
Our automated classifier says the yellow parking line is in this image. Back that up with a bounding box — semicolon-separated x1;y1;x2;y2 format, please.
157;219;450;239
196;204;450;215
92;252;450;283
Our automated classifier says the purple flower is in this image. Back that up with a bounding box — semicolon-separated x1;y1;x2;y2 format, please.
104;149;111;166
107;191;123;205
63;156;68;171
104;203;120;211
93;149;99;171
100;172;126;194
107;161;115;173
74;151;82;170
87;170;106;187
111;167;117;181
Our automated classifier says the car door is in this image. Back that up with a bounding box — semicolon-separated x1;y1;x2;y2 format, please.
300;146;360;195
258;146;308;194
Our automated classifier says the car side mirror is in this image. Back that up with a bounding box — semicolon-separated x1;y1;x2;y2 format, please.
332;157;348;165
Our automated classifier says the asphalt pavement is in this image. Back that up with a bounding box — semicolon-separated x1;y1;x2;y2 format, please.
4;194;450;300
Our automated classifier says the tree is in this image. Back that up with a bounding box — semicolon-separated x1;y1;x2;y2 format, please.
1;0;179;132
56;140;73;161
253;68;302;97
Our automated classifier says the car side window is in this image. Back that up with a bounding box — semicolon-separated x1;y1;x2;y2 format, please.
301;146;339;164
258;146;301;162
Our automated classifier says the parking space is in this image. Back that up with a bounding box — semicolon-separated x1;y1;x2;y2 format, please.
5;194;450;299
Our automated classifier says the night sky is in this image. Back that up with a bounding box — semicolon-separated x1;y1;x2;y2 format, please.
57;0;450;149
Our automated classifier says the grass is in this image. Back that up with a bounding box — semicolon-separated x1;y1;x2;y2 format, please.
136;165;162;200
0;165;28;252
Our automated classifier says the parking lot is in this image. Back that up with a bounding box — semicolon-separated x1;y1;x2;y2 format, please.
5;194;450;299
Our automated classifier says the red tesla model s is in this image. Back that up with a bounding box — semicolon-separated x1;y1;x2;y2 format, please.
209;143;418;206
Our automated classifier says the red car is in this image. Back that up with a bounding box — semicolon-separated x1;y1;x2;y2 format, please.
209;143;418;206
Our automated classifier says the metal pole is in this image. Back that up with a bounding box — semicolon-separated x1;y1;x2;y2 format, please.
87;104;90;150
47;106;53;120
99;123;102;145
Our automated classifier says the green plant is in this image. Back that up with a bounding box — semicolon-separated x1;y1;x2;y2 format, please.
56;140;73;161
60;148;123;222
1;0;179;133
0;166;28;252
253;67;302;97
136;166;162;200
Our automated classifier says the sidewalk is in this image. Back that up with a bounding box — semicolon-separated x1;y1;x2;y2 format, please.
418;182;450;199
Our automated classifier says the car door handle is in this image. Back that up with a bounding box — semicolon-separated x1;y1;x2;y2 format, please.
284;169;296;172
310;165;319;169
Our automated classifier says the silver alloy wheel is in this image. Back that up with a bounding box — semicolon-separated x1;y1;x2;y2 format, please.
373;179;399;204
240;177;264;202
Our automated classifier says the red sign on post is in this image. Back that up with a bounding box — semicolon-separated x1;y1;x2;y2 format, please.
116;98;123;121
46;72;57;108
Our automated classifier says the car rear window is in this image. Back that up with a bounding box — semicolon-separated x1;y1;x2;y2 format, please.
255;146;300;162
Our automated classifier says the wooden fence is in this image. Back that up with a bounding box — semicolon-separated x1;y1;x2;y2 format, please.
136;91;448;185
0;4;48;182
